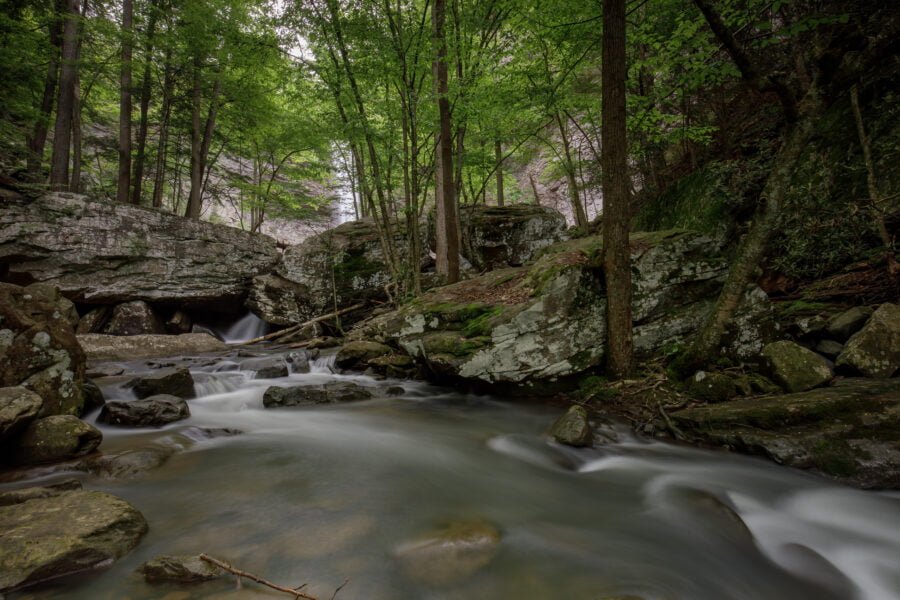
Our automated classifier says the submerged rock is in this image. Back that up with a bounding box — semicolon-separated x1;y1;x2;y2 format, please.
0;487;147;592
12;415;102;465
263;382;373;407
550;405;593;447
129;368;196;399
0;386;42;439
761;341;833;393
99;395;190;427
394;519;501;586
836;303;899;378
139;555;222;583
77;333;227;361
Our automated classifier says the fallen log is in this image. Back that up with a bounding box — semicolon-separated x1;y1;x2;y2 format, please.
236;303;366;346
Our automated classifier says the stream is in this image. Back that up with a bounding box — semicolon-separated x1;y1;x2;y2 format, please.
6;347;900;600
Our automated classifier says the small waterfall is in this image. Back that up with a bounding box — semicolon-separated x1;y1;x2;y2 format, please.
217;312;268;343
311;353;337;373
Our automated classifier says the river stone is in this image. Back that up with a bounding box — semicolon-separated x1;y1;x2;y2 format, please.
285;350;310;374
0;192;278;310
394;520;501;586
335;341;393;370
761;341;833;393
0;488;148;592
835;303;899;378
99;395;190;427
0;282;85;416
139;555;222;583
825;306;874;342
129;368;195;399
78;333;227;361
460;205;567;270
263;382;373;408
688;371;738;403
550;405;593;447
12;415;102;465
814;339;844;360
242;356;289;379
0;387;42;439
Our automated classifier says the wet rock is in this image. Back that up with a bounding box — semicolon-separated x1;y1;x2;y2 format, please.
243;356;289;379
0;282;85;416
385;386;405;396
394;519;501;586
0;480;82;506
85;363;125;378
80;379;106;413
761;341;833;393
814;339;844;360
139;555;223;583
825;306;874;342
0;193;278;310
550;405;593;447
78;333;227;361
76;306;112;334
335;341;393;370
0;487;147;592
129;368;196;399
0;387;42;439
461;205;567;270
88;446;177;478
180;427;243;441
836;303;899;378
102;300;165;336
263;382;373;408
285;350;310;374
98;395;190;427
688;371;738;403
12;415;102;465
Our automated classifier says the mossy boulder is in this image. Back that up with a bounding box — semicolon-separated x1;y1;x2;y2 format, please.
11;415;102;465
550;405;593;447
335;341;393;370
836;303;899;378
0;386;42;439
688;371;738;403
139;555;223;583
761;340;833;393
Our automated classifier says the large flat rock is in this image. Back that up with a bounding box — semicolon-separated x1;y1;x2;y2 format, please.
78;333;227;361
0;193;278;310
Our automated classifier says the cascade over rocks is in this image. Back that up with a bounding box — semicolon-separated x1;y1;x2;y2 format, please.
0;193;278;310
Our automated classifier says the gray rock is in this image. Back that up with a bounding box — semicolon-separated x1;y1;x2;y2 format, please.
836;303;899;378
0;387;42;440
102;301;165;336
12;415;102;465
245;274;311;326
24;284;80;328
129;368;195;399
0;193;278;310
263;382;373;408
814;339;844;359
78;333;226;361
243;356;289;379
285;350;310;374
76;306;112;334
394;519;501;586
761;340;833;393
139;555;222;583
826;306;874;342
550;405;593;447
80;379;106;413
688;371;738;403
0;488;147;592
89;446;177;478
98;395;190;427
335;341;393;370
461;205;567;270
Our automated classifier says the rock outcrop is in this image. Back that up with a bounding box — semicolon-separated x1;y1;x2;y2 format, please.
77;333;226;361
0;193;278;310
460;204;567;270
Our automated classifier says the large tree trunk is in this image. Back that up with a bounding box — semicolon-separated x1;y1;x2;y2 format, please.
151;49;173;209
555;111;589;230
601;0;634;379
70;0;87;193
130;2;159;206
27;0;65;179
48;0;80;191
432;0;460;284
185;59;203;219
116;0;134;203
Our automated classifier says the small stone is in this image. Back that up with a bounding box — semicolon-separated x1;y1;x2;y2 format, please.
12;415;102;465
139;555;222;583
99;395;190;427
814;339;844;359
129;368;196;399
688;371;737;403
0;387;43;440
550;405;593;447
826;306;874;342
761;340;833;393
836;303;899;378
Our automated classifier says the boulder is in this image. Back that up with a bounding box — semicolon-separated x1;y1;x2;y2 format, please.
0;282;85;415
0;387;42;439
12;415;102;465
836;303;899;378
129;368;195;399
825;306;874;342
335;341;393;370
688;371;738;403
0;193;278;310
263;382;373;408
77;333;227;361
102;300;165;335
393;519;501;586
550;405;593;447
814;339;844;359
461;205;567;270
761;341;833;393
242;356;289;379
0;487;147;592
98;395;190;427
24;283;80;328
139;555;223;583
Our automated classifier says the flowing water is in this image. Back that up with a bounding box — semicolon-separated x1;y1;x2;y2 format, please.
213;312;269;344
6;349;900;600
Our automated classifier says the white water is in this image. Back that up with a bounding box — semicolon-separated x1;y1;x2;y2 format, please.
8;349;900;600
215;312;268;343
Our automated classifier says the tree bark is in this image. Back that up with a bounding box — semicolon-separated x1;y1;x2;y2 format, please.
48;0;80;190
130;1;159;206
601;0;634;379
151;50;173;209
27;0;65;178
70;0;87;193
432;0;460;284
495;139;504;206
185;64;221;219
116;0;133;203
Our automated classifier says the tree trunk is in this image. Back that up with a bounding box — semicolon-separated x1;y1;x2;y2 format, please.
432;0;460;284
27;0;65;179
601;0;634;379
529;173;541;206
130;2;159;206
495;139;504;206
48;0;80;191
555;111;588;229
116;0;133;203
151;49;173;209
70;0;87;193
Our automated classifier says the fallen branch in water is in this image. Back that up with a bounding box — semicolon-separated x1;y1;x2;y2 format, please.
199;553;326;599
236;303;366;346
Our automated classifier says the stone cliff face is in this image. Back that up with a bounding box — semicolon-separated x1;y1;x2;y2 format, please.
0;193;279;312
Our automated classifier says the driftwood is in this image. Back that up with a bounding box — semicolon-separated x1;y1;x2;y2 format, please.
236;303;366;346
199;553;332;600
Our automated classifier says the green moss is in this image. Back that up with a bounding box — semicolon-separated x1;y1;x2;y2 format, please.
811;439;860;477
462;306;504;338
577;375;617;402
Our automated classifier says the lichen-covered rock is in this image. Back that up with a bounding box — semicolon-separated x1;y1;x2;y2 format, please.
826;306;874;342
129;368;196;399
0;193;278;310
98;394;190;427
836;303;899;378
0;387;42;439
688;371;738;403
550;405;593;447
461;205;567;270
393;519;501;586
12;415;102;465
0;282;85;416
24;283;80;328
761;341;833;393
78;333;226;361
139;555;222;583
335;341;393;370
262;382;373;407
102;301;165;336
0;487;147;592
